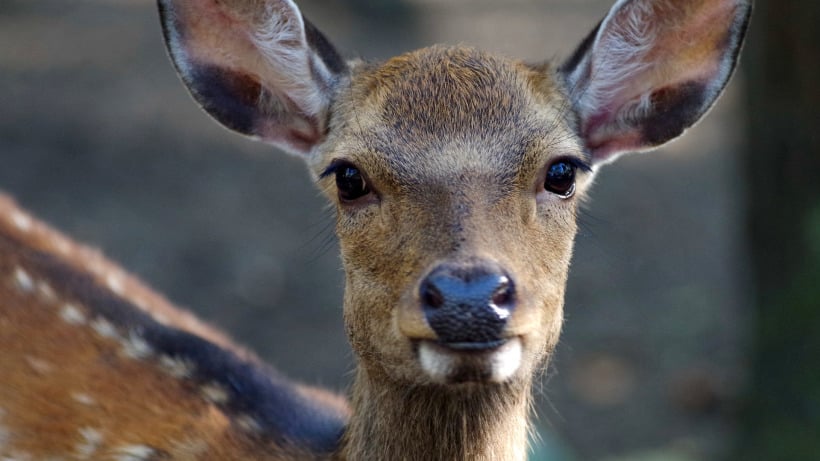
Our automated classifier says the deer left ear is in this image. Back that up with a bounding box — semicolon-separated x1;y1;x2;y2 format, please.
158;0;348;158
562;0;752;165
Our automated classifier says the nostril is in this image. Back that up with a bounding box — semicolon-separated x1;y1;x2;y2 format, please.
420;280;445;309
490;277;515;307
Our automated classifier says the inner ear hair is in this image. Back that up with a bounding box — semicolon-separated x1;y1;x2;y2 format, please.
158;0;348;157
562;0;752;164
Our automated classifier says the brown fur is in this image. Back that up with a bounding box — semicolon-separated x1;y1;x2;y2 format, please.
0;196;346;460
342;370;532;461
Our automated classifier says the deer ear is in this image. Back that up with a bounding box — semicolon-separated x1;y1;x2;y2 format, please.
159;0;348;157
561;0;751;165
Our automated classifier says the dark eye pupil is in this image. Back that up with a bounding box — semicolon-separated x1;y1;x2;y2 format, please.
544;161;576;197
336;166;370;201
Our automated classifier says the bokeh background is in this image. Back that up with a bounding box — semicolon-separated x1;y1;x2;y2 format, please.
1;1;817;460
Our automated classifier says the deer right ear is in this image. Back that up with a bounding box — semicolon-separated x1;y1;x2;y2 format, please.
561;0;752;165
158;0;348;157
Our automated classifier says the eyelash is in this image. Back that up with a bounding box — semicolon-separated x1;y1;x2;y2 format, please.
319;161;345;179
556;157;592;173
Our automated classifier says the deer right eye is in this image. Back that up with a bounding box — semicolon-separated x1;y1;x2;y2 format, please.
335;164;371;202
544;160;576;198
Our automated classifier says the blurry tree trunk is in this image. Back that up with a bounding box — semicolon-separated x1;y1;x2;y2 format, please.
736;1;820;459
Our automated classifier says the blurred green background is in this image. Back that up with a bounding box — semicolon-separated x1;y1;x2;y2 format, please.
0;1;817;460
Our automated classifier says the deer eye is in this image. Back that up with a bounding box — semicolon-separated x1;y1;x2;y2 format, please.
544;160;577;198
335;164;371;202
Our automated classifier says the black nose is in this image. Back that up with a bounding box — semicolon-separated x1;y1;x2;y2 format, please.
419;262;515;347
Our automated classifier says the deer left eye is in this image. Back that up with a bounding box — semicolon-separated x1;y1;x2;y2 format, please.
335;164;370;202
544;160;576;198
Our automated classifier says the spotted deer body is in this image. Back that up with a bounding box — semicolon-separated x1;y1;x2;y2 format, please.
0;196;350;460
0;1;750;460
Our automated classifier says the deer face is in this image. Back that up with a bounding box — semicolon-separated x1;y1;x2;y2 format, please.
159;0;751;387
313;47;591;385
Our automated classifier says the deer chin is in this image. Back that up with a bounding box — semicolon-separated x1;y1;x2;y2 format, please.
417;337;523;384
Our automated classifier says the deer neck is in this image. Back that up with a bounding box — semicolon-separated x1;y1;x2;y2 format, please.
339;367;532;461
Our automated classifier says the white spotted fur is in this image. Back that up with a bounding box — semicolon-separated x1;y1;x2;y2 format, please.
120;331;153;360
9;212;31;232
24;356;54;374
105;275;124;296
112;445;156;461
76;427;103;459
60;304;86;325
12;267;33;293
90;316;120;340
236;414;263;433
71;393;97;407
200;382;229;404
159;354;195;379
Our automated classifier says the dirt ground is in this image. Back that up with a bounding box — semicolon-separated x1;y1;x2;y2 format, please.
0;1;752;459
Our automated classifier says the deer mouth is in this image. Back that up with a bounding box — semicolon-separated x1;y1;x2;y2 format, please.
417;337;522;384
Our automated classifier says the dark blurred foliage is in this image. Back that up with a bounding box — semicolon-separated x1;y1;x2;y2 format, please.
735;0;820;459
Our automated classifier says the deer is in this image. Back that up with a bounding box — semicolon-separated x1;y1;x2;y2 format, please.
0;0;750;459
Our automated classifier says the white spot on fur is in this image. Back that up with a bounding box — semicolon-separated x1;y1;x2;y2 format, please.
91;317;120;340
72;392;97;406
235;414;262;433
106;274;124;296
112;445;155;461
10;211;32;232
36;280;56;302
60;304;86;325
159;355;194;379
200;383;229;404
76;427;103;459
25;355;54;374
171;438;208;456
121;331;153;360
13;267;34;293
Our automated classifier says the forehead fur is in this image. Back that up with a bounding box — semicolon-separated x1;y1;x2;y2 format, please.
337;46;568;182
375;47;530;131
